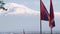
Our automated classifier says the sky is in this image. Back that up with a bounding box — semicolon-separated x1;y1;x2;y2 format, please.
4;0;40;11
0;0;60;32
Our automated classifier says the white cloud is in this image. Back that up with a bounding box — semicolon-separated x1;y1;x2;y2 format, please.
55;12;60;17
0;2;59;16
0;3;39;16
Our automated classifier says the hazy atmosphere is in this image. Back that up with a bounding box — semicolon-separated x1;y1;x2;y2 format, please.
0;0;60;34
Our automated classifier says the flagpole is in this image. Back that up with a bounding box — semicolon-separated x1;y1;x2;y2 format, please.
40;0;42;34
40;19;42;34
51;28;53;34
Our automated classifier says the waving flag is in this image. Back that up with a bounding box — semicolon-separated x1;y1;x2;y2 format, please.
49;0;55;28
40;0;49;21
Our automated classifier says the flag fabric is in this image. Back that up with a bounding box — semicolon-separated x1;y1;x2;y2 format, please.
40;0;49;21
49;0;55;28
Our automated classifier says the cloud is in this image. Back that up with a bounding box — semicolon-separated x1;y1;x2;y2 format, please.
0;3;39;16
55;12;60;17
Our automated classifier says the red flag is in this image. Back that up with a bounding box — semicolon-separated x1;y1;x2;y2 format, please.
40;0;49;21
49;0;55;28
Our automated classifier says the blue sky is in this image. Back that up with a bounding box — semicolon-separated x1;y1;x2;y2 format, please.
0;0;60;32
